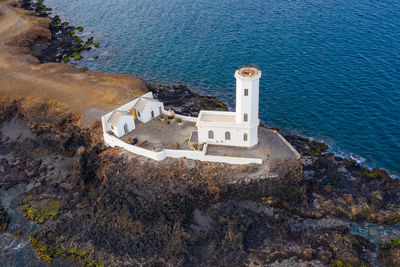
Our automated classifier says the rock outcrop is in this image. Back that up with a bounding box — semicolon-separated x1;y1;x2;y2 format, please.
1;98;399;266
149;84;228;116
0;204;10;232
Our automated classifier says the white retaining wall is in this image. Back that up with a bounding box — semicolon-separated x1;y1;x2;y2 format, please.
103;131;262;164
162;109;198;122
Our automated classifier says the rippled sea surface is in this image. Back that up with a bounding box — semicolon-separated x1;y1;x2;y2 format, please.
45;0;400;176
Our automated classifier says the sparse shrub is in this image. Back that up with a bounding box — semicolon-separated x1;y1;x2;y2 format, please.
127;137;133;143
361;168;389;180
176;118;182;124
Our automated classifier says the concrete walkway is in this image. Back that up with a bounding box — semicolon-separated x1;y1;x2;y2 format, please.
206;128;299;163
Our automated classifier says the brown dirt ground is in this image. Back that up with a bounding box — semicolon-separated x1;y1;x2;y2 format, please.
0;0;148;119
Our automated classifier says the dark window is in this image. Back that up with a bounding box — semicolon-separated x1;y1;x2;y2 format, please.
151;111;154;118
208;130;214;139
124;123;128;134
159;106;162;114
225;131;231;140
138;111;141;117
244;113;248;122
244;133;248;141
244;89;248;96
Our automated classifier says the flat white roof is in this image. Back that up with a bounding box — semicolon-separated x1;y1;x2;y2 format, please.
199;112;236;123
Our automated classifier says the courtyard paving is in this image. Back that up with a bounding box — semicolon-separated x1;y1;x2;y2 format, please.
121;118;196;151
120;118;298;164
206;127;299;163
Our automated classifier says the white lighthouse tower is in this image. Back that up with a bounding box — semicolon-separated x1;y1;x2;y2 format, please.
234;66;261;146
196;66;261;148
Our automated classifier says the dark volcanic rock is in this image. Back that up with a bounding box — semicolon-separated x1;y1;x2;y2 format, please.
0;204;10;232
22;1;89;63
285;134;400;225
149;84;228;116
30;15;83;63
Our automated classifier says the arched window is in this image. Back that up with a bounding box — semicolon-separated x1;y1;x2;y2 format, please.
243;133;248;141
244;113;248;122
138;111;141;117
159;106;162;114
225;131;231;140
244;89;248;96
208;130;214;139
151;110;154;118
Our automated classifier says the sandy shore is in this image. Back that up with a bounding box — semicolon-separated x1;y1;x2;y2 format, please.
0;0;148;118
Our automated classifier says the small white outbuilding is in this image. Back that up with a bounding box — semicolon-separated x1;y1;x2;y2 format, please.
134;97;164;123
107;110;135;138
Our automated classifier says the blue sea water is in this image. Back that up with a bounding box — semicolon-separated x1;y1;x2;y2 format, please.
44;0;400;176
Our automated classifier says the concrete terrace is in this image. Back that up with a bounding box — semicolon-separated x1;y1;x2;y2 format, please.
120;117;298;164
121;118;196;151
199;111;236;123
206;127;299;163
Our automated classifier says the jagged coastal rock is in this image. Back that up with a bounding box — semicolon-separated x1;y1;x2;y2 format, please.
0;0;399;266
0;205;10;232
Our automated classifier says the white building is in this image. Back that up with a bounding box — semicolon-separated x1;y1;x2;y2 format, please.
105;92;163;138
196;67;261;147
107;110;135;138
133;97;164;123
100;66;301;165
104;66;261;147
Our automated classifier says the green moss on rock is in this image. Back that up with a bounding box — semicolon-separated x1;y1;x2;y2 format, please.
380;237;400;249
331;259;352;267
30;232;102;265
20;201;60;224
73;54;82;60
